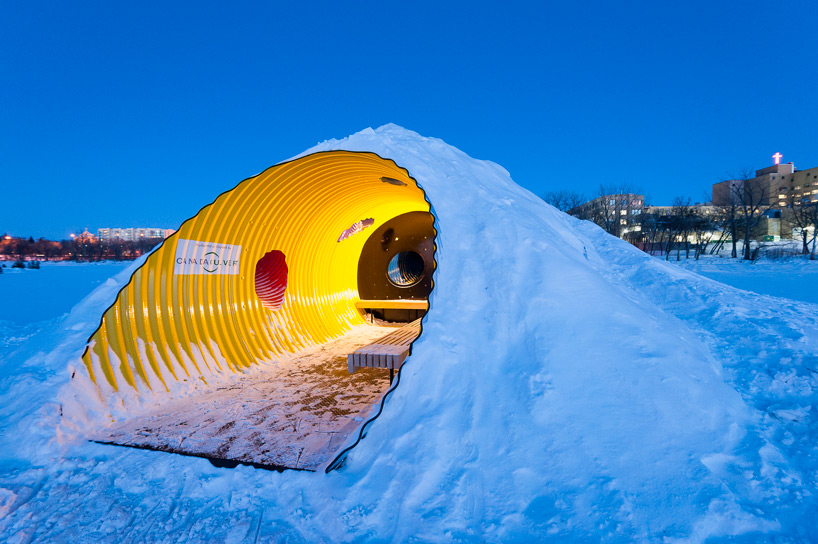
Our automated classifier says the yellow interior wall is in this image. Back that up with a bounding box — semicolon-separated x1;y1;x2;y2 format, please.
82;151;431;393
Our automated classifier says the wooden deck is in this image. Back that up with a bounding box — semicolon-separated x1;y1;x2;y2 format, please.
94;323;405;471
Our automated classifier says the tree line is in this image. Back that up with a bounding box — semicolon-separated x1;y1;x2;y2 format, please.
0;235;165;263
543;175;818;261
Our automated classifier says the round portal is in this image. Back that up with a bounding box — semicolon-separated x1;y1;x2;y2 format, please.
255;250;288;311
386;251;425;287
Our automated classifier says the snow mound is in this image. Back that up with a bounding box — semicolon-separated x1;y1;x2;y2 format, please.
1;125;816;542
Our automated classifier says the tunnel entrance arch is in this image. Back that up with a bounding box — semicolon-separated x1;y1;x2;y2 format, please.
81;151;437;471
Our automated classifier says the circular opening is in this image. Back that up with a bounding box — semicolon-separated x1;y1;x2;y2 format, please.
255;250;288;311
386;251;425;287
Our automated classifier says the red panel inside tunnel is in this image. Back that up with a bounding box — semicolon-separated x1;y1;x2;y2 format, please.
255;250;288;311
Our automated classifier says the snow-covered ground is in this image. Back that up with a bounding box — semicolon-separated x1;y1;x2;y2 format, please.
0;261;132;362
674;257;818;305
0;261;132;325
2;126;818;542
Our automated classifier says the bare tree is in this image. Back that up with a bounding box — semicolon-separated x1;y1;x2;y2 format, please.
711;202;741;258
667;197;691;260
726;169;774;260
640;212;663;255
793;202;818;260
784;191;818;257
690;212;715;260
712;176;744;258
588;184;643;238
725;202;741;259
591;190;619;237
542;190;586;213
644;198;714;261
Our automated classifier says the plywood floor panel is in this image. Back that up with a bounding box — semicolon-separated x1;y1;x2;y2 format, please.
96;324;400;471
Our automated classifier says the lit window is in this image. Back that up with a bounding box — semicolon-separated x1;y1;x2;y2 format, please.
620;210;627;215
620;219;627;225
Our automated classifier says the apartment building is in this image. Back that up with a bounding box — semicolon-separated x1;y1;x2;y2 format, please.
97;227;175;242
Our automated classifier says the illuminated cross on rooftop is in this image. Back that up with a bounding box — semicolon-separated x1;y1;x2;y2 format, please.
773;152;783;165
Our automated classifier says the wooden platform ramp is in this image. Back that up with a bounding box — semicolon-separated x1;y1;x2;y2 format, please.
94;323;404;471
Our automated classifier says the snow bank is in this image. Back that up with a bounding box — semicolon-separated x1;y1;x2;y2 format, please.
1;125;817;542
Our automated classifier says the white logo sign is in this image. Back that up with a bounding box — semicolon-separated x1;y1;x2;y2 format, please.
174;239;242;275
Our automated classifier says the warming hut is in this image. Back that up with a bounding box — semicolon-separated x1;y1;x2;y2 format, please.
82;150;436;470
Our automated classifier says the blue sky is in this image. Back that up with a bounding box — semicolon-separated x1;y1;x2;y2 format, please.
2;0;816;239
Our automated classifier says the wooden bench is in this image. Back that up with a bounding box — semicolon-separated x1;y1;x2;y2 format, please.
355;299;428;323
354;300;428;310
348;319;422;376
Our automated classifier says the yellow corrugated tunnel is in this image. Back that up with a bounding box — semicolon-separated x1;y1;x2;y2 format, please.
82;151;435;394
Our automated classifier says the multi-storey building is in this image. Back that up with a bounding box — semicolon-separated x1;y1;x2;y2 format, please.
97;227;175;242
712;161;818;208
709;157;818;242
